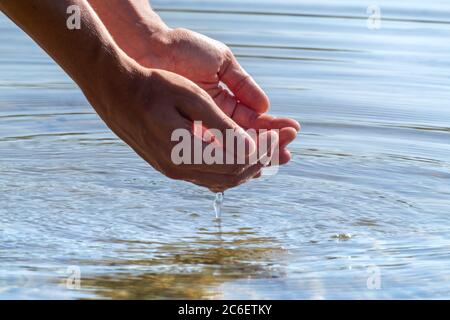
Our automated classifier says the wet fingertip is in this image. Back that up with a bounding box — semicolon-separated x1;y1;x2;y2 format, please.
279;127;298;147
285;119;301;132
283;126;299;136
279;149;292;165
267;117;301;132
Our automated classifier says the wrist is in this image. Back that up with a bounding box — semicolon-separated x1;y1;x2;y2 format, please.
88;0;171;68
80;43;151;121
123;15;172;70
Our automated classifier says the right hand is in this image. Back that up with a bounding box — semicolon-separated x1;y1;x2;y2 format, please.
98;67;278;192
135;28;300;165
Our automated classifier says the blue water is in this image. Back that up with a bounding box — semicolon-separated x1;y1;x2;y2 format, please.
1;0;450;299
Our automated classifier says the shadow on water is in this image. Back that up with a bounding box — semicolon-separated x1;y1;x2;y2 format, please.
73;225;286;299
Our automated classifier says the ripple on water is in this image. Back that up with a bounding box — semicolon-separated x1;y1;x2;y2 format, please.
1;0;450;299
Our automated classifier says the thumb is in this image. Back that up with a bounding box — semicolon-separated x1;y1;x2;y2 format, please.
220;51;270;113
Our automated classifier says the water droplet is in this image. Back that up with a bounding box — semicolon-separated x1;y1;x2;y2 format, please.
213;192;224;219
331;233;353;240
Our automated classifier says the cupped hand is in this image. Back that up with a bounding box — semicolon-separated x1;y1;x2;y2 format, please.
88;0;300;164
133;28;300;164
99;66;278;192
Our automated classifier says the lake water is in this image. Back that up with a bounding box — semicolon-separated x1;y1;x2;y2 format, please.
1;0;450;299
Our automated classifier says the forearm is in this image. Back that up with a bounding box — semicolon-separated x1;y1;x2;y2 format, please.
0;0;135;116
88;0;169;66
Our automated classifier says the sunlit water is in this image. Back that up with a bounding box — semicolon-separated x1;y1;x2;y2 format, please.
1;0;450;299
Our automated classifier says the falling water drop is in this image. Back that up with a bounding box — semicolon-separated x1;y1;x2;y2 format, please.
213;192;224;219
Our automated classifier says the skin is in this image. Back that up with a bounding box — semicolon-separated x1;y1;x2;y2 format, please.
0;0;297;191
88;0;301;165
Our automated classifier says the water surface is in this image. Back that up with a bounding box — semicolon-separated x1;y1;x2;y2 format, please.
1;0;450;299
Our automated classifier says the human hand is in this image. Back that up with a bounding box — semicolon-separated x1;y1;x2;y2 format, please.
1;0;279;192
139;28;300;165
88;0;300;165
99;67;279;192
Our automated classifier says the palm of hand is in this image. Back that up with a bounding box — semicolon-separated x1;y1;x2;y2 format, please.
139;29;243;112
137;28;300;164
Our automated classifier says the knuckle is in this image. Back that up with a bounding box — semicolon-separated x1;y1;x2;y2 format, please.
222;45;234;57
172;27;189;35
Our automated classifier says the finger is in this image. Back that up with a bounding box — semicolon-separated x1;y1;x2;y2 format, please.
278;148;292;165
248;126;297;151
170;118;251;175
252;149;291;180
219;52;270;113
250;132;293;177
255;148;291;171
232;102;300;131
177;90;257;160
184;130;278;191
255;129;279;167
198;97;297;166
206;86;237;117
270;147;292;167
279;127;298;148
185;126;280;174
206;87;300;133
252;114;301;132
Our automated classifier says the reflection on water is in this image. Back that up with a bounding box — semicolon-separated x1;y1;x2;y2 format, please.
1;0;450;299
79;227;284;299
